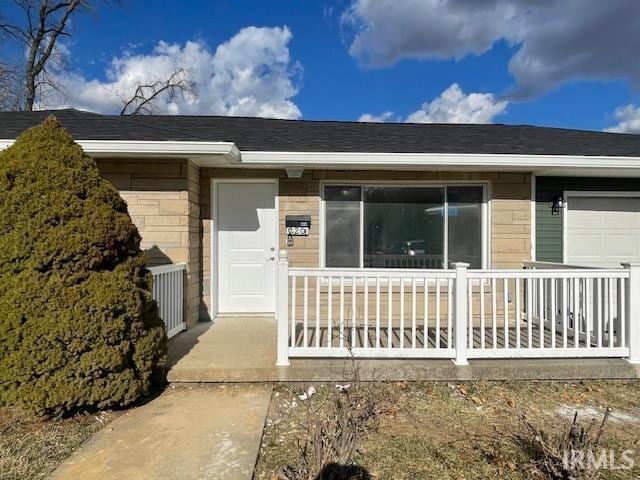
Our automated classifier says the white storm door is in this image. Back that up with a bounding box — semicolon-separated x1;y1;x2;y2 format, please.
565;194;640;267
217;181;277;313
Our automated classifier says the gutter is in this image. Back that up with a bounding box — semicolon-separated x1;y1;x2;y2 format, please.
0;139;241;166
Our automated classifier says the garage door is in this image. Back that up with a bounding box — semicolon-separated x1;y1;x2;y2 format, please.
565;194;640;267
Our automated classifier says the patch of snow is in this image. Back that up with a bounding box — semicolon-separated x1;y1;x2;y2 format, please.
556;405;640;424
298;386;316;400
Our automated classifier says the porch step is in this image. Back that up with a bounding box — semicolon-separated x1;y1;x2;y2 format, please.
167;320;639;383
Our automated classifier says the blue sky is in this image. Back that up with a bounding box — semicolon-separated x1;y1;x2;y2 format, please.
5;0;640;132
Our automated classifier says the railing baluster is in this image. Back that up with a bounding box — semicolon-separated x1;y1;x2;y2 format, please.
538;277;544;349
424;279;429;348
480;279;485;349
550;278;555;349
447;278;453;349
562;278;568;348
303;276;309;348
352;276;357;348
291;276;296;348
315;277;320;348
516;277;521;349
504;278;509;349
327;276;333;348
375;277;380;349
400;278;405;349
527;278;533;349
573;277;579;348
596;277;602;348
620;277;626;349
585;278;591;350
436;278;441;349
468;278;473;349
364;276;369;349
387;277;393;349
608;277;614;348
339;276;345;349
492;278;497;349
411;277;417;348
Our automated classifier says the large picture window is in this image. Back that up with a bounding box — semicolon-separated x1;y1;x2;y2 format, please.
323;184;485;269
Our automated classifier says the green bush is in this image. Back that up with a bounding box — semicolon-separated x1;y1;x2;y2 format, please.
0;116;166;415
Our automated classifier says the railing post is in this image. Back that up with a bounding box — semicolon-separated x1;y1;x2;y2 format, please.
453;262;470;366
276;250;290;366
622;262;640;364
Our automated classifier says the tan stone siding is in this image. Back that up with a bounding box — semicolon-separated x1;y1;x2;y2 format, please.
96;158;201;328
200;168;532;317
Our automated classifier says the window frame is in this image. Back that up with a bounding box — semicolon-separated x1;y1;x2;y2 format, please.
320;180;491;270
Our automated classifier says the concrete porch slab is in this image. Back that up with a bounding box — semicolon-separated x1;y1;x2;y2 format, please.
167;317;639;383
52;384;272;480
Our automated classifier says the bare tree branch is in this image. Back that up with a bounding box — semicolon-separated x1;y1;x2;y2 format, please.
0;0;115;111
119;68;194;115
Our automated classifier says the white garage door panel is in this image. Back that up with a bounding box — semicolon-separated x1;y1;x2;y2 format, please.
566;195;640;267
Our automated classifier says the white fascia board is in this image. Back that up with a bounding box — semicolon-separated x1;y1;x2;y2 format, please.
240;150;640;170
0;139;241;166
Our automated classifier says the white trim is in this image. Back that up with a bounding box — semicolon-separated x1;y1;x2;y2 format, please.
289;347;456;359
3;137;640;172
0;139;240;166
530;174;536;262
319;180;490;270
148;262;187;275
468;348;629;359
241;150;640;170
212;178;279;315
562;190;640;264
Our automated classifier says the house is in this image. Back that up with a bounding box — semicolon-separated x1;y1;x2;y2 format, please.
1;109;640;368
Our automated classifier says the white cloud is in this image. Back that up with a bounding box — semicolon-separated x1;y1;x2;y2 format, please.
604;104;640;134
360;84;507;124
42;26;302;118
358;111;394;122
344;0;640;98
406;84;507;123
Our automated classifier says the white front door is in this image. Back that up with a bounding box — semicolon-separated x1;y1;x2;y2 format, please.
566;194;640;267
217;181;277;313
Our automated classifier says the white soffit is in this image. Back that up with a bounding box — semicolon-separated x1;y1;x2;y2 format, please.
239;150;640;172
2;139;640;173
0;139;241;166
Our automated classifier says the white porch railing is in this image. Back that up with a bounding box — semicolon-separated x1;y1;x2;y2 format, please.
149;263;187;339
275;251;640;366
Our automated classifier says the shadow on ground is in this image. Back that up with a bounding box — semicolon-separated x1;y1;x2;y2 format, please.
165;321;212;369
315;463;370;480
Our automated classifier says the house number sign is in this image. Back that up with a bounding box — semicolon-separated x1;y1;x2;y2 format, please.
285;215;311;236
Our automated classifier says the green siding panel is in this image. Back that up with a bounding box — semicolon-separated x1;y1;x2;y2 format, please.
535;176;640;263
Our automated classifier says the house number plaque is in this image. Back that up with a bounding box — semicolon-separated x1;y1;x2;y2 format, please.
285;215;311;236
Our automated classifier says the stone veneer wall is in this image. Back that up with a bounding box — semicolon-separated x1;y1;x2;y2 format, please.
200;168;532;318
96;158;201;328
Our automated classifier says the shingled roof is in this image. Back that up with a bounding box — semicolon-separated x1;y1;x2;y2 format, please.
1;108;640;157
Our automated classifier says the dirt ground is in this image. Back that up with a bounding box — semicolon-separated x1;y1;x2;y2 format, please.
0;407;117;480
255;380;640;480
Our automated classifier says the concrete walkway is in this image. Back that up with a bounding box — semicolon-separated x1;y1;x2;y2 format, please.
167;318;639;383
52;384;272;480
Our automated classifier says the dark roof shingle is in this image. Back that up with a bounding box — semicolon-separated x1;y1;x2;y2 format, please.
1;109;639;157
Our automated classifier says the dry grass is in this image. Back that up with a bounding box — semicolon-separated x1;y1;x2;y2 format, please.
256;380;640;480
0;407;117;480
